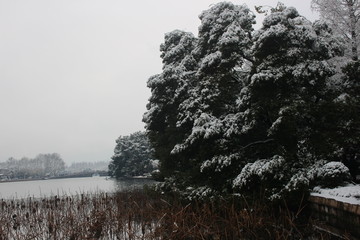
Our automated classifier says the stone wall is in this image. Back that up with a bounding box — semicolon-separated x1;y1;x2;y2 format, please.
309;195;360;238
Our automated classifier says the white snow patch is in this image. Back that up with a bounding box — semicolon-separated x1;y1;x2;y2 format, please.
311;184;360;205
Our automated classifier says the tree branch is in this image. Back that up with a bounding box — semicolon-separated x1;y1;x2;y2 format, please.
241;139;274;149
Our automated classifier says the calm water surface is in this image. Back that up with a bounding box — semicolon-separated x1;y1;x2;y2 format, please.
0;177;155;199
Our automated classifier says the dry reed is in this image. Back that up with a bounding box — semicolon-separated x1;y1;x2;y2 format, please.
0;190;334;239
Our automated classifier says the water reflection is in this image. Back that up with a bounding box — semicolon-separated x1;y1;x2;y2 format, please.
113;177;156;192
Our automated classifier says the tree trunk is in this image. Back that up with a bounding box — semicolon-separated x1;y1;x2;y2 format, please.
348;0;359;60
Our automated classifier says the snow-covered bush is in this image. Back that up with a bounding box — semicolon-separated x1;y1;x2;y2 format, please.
233;155;285;190
155;177;219;201
233;159;351;201
315;161;351;187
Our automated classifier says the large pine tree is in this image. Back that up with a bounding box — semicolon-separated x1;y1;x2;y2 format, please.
144;2;352;201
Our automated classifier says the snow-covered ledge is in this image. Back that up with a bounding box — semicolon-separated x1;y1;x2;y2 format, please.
311;184;360;205
309;184;360;238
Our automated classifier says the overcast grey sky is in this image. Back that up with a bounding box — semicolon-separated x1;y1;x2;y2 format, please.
0;0;318;164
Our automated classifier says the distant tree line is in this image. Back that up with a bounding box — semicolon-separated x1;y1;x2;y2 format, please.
0;153;65;179
143;2;359;202
67;161;109;173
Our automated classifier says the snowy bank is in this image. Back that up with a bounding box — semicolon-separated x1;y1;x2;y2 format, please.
311;184;360;205
309;184;360;238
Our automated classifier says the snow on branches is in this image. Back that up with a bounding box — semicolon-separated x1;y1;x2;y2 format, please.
144;1;353;202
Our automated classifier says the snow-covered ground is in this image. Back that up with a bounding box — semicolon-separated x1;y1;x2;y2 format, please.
311;184;360;205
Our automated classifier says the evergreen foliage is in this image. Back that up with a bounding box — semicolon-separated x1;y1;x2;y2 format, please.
108;132;157;178
144;2;356;202
334;61;360;179
143;30;197;180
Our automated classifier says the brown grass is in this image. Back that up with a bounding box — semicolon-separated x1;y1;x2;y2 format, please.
0;190;334;239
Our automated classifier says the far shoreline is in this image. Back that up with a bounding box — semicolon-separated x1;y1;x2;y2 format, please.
0;173;155;184
0;172;109;184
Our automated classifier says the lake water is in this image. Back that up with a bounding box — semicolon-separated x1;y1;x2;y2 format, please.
0;177;155;199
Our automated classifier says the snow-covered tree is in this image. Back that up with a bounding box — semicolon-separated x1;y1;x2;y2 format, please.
145;2;352;201
312;0;360;60
143;30;197;179
180;2;255;120
0;153;65;178
167;2;256;193
108;131;156;178
36;153;65;176
332;61;360;179
232;7;348;200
